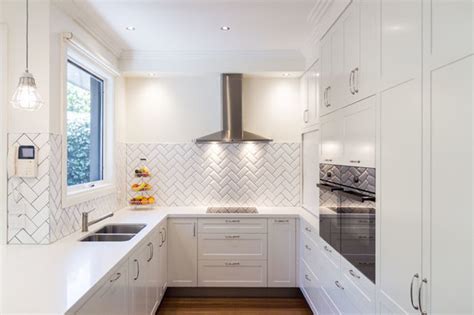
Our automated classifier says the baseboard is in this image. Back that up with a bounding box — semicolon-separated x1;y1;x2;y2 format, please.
166;287;304;298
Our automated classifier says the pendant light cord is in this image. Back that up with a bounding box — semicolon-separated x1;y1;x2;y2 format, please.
26;0;29;71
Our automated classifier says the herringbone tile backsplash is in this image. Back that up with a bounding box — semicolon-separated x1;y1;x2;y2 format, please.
126;143;300;207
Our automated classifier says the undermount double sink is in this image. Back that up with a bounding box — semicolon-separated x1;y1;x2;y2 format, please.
80;224;147;242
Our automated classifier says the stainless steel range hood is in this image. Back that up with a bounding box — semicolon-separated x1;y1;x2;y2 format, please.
195;74;272;143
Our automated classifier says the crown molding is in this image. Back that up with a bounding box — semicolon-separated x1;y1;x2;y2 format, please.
52;0;126;58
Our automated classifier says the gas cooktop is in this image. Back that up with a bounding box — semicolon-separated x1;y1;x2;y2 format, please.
206;207;258;214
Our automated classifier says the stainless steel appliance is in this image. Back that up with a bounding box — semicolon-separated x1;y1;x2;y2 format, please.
318;164;376;283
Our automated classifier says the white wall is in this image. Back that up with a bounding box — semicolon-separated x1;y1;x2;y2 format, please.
123;75;301;143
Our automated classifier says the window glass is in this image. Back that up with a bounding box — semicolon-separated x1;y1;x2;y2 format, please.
66;60;104;186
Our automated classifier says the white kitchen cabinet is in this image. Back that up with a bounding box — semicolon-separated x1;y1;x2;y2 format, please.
380;0;422;89
198;260;267;287
158;221;168;300
300;71;309;125
303;61;321;127
320;111;344;165
198;233;267;261
320;34;332;116
268;218;296;287
342;1;360;104
342;96;376;167
378;79;422;314
198;218;267;234
145;230;160;314
301;129;320;216
129;242;151;315
426;55;473;314
426;0;473;67
167;218;197;287
76;262;129;315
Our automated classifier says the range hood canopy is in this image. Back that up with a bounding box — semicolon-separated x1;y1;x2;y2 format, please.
195;74;272;143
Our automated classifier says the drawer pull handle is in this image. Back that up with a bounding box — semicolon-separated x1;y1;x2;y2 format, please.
110;272;121;283
324;159;333;162
305;227;312;232
225;235;240;239
225;262;240;266
335;281;344;290
324;245;333;253
410;273;420;311
305;274;311;281
305;244;312;251
275;219;289;223
350;160;361;164
225;219;241;223
349;269;361;279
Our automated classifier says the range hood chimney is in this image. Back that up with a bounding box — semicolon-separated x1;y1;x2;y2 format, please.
195;74;272;143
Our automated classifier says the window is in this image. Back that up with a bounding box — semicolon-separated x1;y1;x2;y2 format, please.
66;60;104;187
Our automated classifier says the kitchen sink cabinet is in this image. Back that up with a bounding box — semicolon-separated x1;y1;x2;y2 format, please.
167;218;198;287
76;262;129;315
128;240;153;315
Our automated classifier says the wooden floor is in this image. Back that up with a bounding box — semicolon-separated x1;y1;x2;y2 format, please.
156;297;313;315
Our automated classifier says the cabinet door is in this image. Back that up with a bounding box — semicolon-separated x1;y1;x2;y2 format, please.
198;260;267;287
342;96;376;167
428;55;472;314
306;61;321;126
320;112;344;165
158;223;168;299
146;230;160;313
329;24;344;111
301;72;309;125
320;34;332;117
167;218;197;287
379;80;422;314
76;262;128;315
268;218;296;287
302;129;320;216
381;0;422;89
342;1;361;105
129;244;150;315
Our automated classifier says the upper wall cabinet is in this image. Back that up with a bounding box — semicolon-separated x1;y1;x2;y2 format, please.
302;61;321;128
427;0;473;67
381;0;422;90
320;0;378;117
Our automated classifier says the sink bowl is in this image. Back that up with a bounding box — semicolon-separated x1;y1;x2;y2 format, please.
94;224;146;234
80;234;135;242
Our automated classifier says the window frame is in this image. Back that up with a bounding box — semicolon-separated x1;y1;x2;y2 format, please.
61;44;116;208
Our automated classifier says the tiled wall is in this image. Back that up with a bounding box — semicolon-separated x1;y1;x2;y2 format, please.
126;143;300;207
7;133;126;244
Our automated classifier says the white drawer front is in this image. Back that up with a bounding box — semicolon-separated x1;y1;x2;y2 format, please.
300;259;338;315
198;260;267;287
198;218;267;234
301;232;322;276
341;258;376;314
198;234;267;260
301;219;319;244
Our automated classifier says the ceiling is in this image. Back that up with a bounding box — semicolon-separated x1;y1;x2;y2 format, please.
78;0;317;53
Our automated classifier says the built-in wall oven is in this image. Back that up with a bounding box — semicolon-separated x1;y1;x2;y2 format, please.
318;164;376;283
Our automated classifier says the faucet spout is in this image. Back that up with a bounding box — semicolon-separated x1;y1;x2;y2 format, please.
81;212;114;232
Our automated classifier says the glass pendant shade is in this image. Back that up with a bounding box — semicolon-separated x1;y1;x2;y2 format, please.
10;71;43;111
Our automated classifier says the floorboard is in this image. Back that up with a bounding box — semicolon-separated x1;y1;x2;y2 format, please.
156;296;313;315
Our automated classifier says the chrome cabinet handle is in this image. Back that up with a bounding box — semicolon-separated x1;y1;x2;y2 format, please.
326;87;331;107
193;223;196;237
305;244;311;251
147;242;154;262
410;273;420;310
323;88;327;106
354;67;359;93
161;226;167;243
133;259;140;280
305;274;311;281
350;160;361;164
305;227;312;232
349;70;355;95
225;219;240;223
303;109;309;123
225;235;240;239
349;269;361;279
159;231;164;247
275;219;289;223
225;262;240;266
335;281;344;290
324;159;333;162
324;245;333;253
110;272;121;283
418;278;428;315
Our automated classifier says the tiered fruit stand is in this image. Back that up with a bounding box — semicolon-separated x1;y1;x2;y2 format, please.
129;158;156;209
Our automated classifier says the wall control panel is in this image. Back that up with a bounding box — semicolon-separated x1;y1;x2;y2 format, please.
8;145;39;178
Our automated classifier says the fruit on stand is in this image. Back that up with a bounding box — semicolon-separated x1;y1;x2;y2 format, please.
130;196;156;206
134;166;150;177
131;183;152;191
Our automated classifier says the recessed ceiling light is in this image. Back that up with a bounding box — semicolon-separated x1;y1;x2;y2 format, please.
282;73;290;77
220;26;231;31
148;72;157;77
125;26;136;31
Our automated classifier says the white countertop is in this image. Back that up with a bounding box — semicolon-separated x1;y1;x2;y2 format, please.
0;206;314;315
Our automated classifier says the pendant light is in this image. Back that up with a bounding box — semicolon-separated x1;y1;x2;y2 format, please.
10;0;43;111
